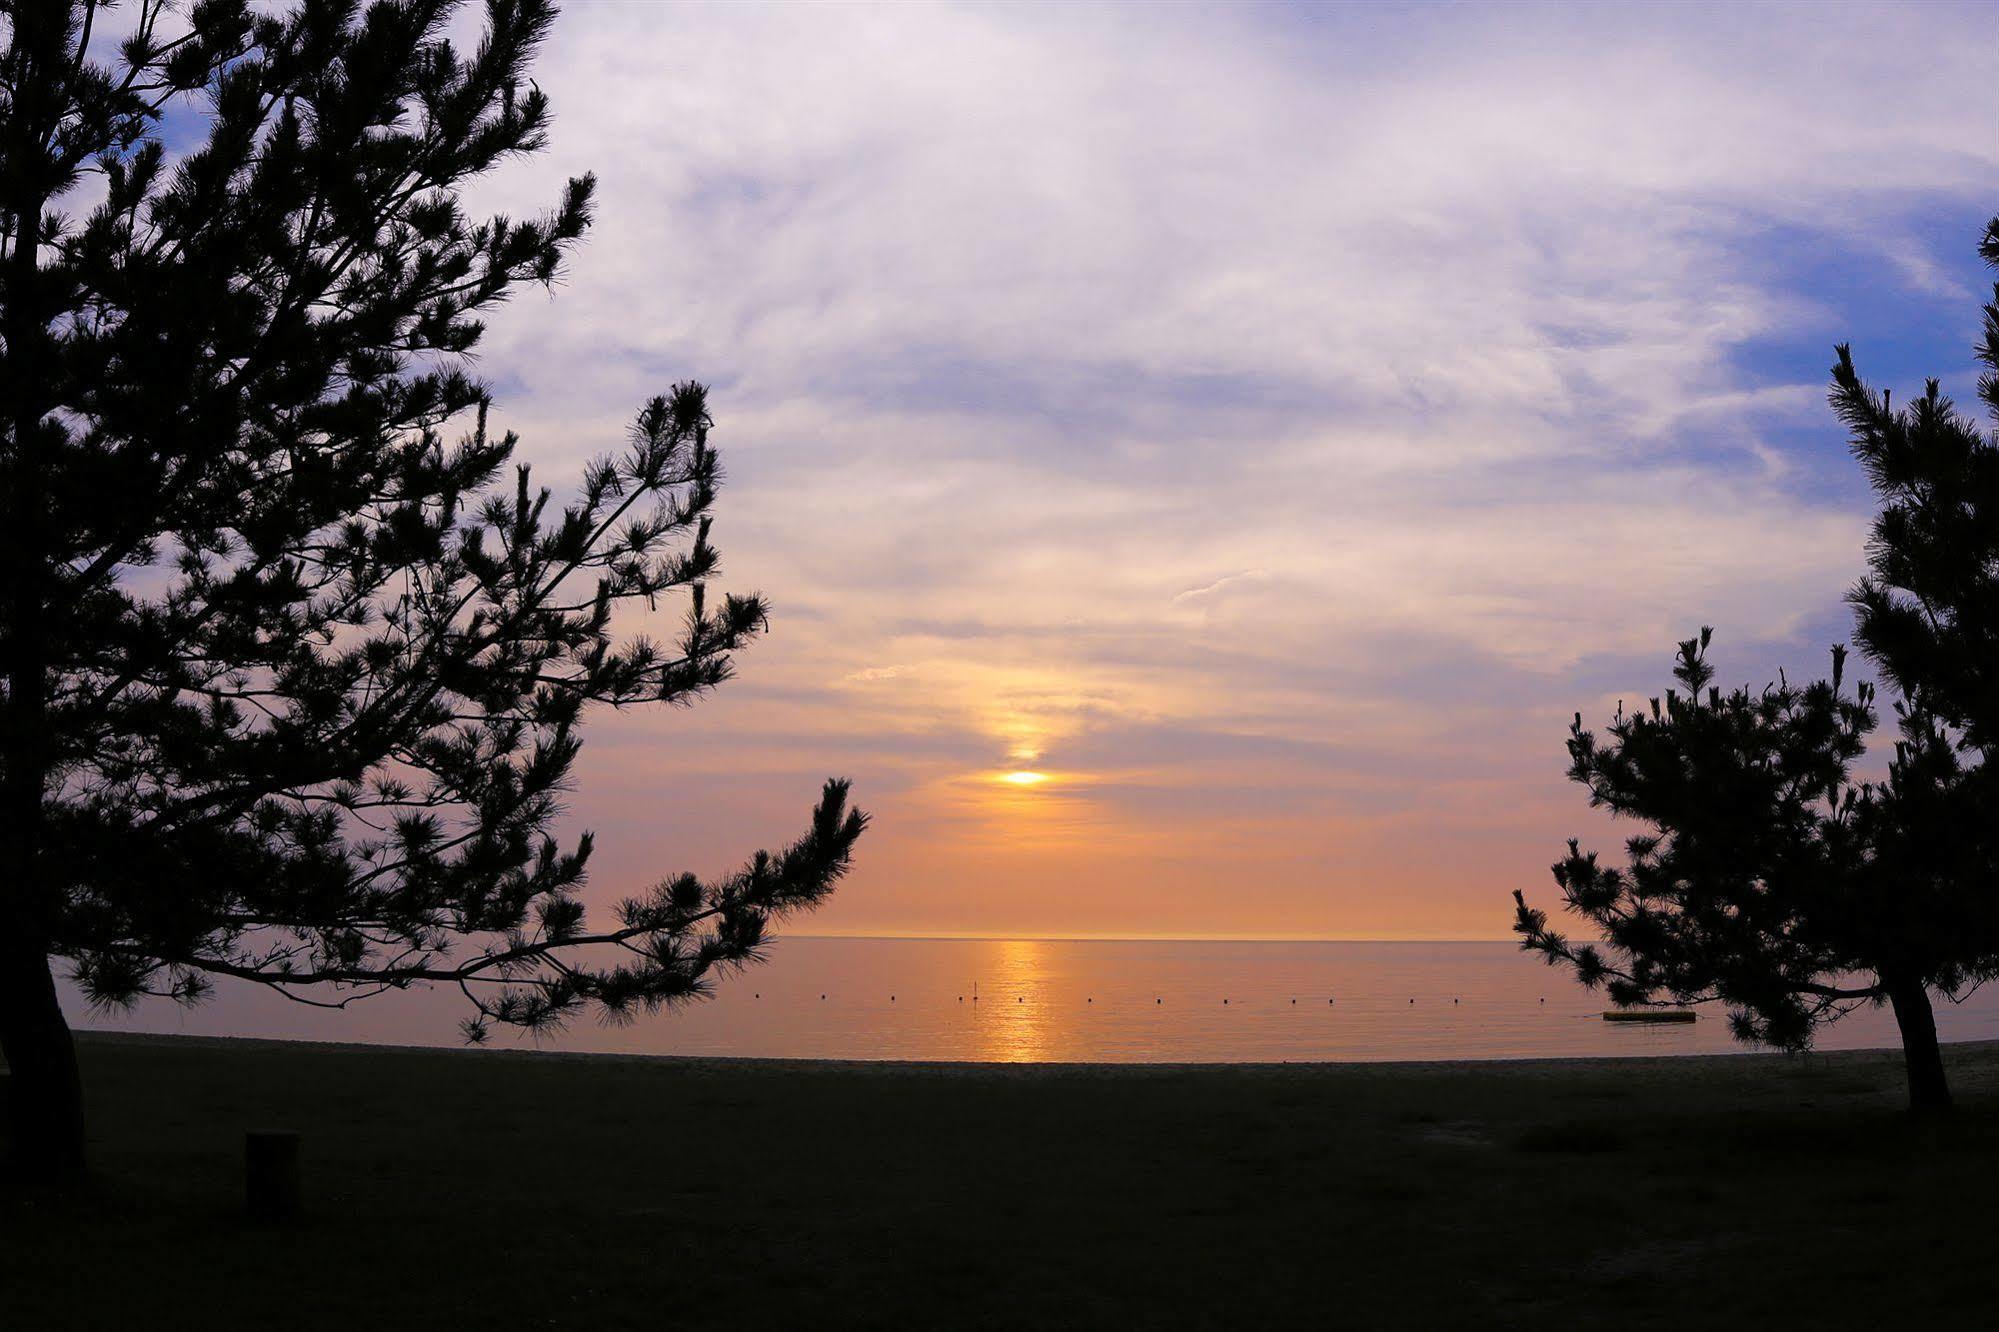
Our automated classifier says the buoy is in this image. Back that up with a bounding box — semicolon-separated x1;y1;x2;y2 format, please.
820;994;826;1000
1017;996;1023;1003
1291;998;1296;1004
1156;998;1162;1004
1328;998;1334;1004
754;993;760;999
890;995;896;1001
1453;998;1459;1004
1087;997;1093;1003
1223;998;1229;1005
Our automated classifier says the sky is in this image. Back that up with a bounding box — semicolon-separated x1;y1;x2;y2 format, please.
439;0;1999;942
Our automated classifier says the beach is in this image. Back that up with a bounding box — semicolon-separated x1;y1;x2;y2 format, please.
7;1032;1998;1328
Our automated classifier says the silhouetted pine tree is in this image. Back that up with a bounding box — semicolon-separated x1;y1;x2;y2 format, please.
0;0;864;1176
1516;220;1999;1115
1819;223;1999;1107
1512;634;1898;1054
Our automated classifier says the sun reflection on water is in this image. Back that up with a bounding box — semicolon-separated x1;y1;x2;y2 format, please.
972;938;1052;1062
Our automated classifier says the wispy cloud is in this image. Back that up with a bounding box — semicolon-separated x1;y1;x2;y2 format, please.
844;665;908;683
463;0;1999;940
1172;571;1270;606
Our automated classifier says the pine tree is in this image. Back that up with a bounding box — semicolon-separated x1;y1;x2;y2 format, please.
1512;631;1980;1111
1515;219;1999;1114
0;0;864;1176
1512;634;1903;1063
1819;220;1999;1103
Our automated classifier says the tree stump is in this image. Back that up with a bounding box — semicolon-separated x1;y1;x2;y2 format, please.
245;1129;302;1223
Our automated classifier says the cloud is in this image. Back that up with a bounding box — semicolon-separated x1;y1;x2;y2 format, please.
844;665;908;683
1172;570;1271;606
450;0;1999;939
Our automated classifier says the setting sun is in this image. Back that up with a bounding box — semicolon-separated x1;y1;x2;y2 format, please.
999;771;1050;787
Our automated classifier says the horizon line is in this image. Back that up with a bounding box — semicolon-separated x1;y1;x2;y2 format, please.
785;933;1520;945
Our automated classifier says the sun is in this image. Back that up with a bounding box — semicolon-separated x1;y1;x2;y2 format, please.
999;770;1049;787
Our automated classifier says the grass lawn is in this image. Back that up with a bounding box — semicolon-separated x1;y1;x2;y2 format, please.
6;1032;1999;1328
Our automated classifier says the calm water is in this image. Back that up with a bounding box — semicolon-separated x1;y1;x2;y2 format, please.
75;937;1999;1063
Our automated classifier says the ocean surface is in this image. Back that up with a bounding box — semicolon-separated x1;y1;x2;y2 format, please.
75;937;1999;1064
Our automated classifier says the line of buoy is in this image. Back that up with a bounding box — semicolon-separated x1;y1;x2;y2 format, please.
761;993;1359;1004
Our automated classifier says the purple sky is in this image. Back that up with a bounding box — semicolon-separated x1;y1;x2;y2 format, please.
405;0;1999;940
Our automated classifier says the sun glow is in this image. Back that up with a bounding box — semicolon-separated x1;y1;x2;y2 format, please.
999;770;1050;787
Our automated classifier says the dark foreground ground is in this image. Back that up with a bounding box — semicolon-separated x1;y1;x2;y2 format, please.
6;1033;1999;1328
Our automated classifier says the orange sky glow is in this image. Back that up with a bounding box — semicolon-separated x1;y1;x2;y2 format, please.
442;3;1997;943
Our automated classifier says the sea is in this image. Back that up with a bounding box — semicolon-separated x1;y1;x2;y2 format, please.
73;937;1999;1064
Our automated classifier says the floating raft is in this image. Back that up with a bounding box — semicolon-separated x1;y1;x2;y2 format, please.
1602;1009;1697;1024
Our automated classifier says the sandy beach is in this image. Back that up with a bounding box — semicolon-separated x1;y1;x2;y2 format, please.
7;1032;1998;1328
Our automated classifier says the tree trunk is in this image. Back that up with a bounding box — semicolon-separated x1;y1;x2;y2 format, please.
1887;977;1952;1116
0;935;83;1177
0;6;76;1179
